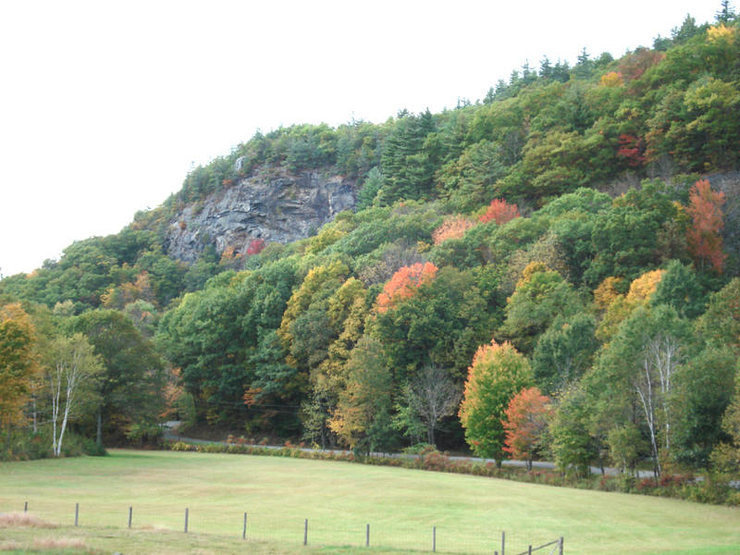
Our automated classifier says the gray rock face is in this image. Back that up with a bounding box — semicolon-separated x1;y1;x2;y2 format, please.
164;169;356;263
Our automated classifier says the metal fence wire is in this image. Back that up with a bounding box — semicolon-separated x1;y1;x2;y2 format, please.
8;500;564;554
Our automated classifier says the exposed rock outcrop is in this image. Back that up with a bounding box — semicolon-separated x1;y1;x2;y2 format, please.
164;168;356;263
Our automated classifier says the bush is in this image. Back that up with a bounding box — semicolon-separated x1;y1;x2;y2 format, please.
125;423;164;448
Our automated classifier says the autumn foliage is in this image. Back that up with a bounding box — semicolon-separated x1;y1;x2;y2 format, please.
0;303;39;430
617;134;645;167
375;262;438;313
459;339;532;461
600;71;624;87
503;387;552;468
686;179;726;273
432;215;476;245
247;238;266;255
617;47;665;81
479;199;520;225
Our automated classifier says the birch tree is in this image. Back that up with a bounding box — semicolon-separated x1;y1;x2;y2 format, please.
592;304;688;478
46;334;103;456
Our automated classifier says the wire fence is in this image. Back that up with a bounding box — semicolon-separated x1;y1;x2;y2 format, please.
6;499;564;553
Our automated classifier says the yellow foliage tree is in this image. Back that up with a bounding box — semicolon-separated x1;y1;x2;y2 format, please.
596;269;665;342
0;303;39;431
600;71;624;87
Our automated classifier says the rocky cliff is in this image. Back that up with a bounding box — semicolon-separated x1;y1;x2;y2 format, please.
164;168;356;263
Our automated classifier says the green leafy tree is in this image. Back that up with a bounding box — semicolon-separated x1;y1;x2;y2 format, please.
651;260;706;318
672;345;736;466
329;336;395;454
532;313;598;395
499;263;581;353
71;309;165;446
550;384;598;477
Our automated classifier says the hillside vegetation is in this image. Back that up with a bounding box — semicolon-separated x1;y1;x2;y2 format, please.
2;10;740;495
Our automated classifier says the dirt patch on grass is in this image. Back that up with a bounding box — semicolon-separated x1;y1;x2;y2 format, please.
0;512;56;528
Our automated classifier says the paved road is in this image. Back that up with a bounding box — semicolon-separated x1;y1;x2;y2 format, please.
163;424;656;479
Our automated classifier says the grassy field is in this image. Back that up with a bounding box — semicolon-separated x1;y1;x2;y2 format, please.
0;450;739;554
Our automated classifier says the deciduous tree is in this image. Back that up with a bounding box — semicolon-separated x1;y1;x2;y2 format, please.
375;262;437;313
503;386;552;469
45;333;103;456
0;303;39;433
686;179;727;273
399;365;461;446
459;340;532;463
479;199;521;225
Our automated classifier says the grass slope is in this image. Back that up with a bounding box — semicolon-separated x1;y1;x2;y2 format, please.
0;450;738;553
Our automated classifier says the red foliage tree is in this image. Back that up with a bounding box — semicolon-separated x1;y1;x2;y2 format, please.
479;199;521;225
376;262;438;313
617;134;646;167
617;47;665;81
502;386;552;469
432;215;476;245
247;238;266;255
686;179;726;273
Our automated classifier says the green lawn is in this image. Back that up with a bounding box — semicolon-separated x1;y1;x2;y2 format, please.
1;450;739;554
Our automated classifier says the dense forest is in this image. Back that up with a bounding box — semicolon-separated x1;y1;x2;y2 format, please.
2;9;740;487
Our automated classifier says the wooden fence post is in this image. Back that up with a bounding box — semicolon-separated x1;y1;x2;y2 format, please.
128;506;132;528
184;508;189;533
74;503;79;527
304;518;308;546
559;536;564;555
366;523;370;547
502;530;505;555
242;512;247;540
433;526;437;552
528;545;532;555
24;501;27;513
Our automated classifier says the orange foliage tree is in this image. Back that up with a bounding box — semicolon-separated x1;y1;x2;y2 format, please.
375;262;438;313
479;199;520;225
432;215;476;245
686;179;726;273
503;386;553;469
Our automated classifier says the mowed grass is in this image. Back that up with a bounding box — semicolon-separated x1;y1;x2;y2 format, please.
0;450;739;554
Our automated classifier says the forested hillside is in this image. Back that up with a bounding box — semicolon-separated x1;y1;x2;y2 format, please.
2;11;740;485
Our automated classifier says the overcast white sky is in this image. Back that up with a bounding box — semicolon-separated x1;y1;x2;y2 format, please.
0;0;720;277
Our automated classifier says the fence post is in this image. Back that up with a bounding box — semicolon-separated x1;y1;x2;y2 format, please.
304;518;308;546
528;546;532;555
433;526;436;552
559;536;564;555
74;503;79;527
243;512;247;540
502;530;505;555
128;506;132;529
366;523;370;547
184;508;189;533
24;501;27;513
